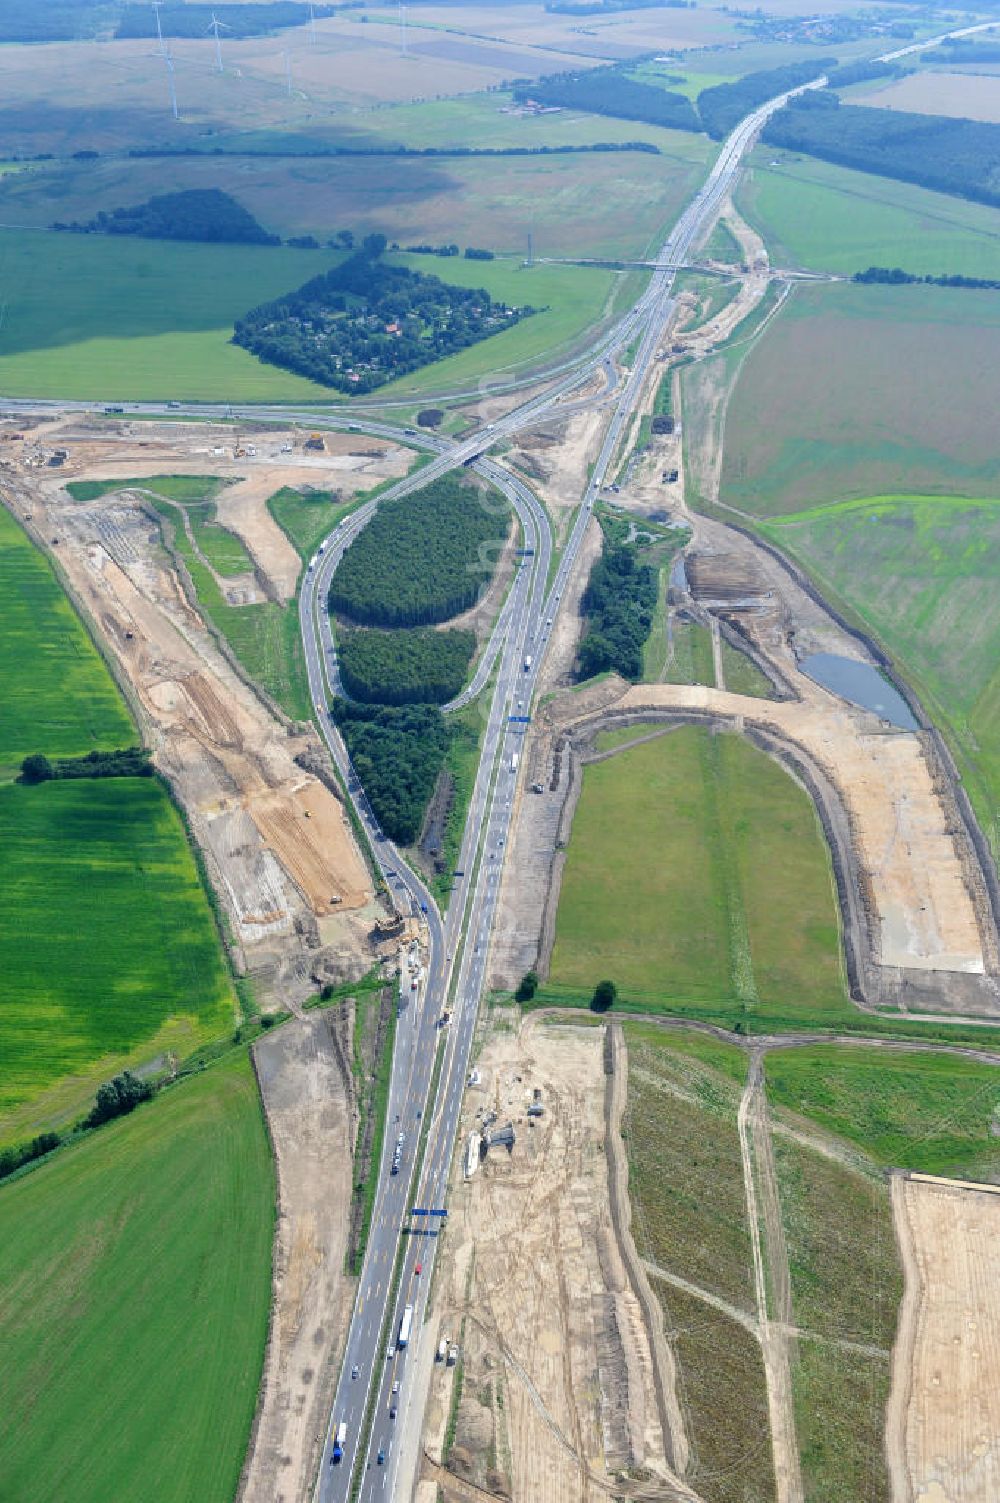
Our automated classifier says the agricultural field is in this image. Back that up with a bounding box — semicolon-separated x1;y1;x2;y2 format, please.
0;1053;273;1503
0;778;236;1142
760;495;1000;855
737;151;1000;277
661;619;715;687
0;506;133;775
0;228;335;402
765;1045;1000;1179
547;725;847;1027
720;283;1000;515
0;224;628;400
0;137;705;263
854;69;1000;124
771;1135;898;1500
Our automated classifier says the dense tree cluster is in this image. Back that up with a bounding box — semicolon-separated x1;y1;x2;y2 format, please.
547;0;690;12
234;241;532;393
823;60;903;89
86;1070;154;1127
338;627;475;706
696;59;836;140
0;1131;61;1183
333;700;451;845
329;474;508;628
925;42;1000;64
55;188;279;245
577;531;658;681
513;66;699;133
763;92;1000;209
854;266;1000;290
0;0;103;43
115;3;333;40
20;747;153;783
129;141;660;162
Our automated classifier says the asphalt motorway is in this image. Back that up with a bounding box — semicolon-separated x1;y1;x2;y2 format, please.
297;74;843;1503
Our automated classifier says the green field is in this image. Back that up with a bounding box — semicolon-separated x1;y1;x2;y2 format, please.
761;494;1000;855
662;618;715;686
0;227;631;400
766;1045;1000;1179
0;779;236;1141
720;637;772;697
267;485;360;561
0;228;335;401
0;507;134;774
720;283;1000;516
547;725;847;1026
0;1053;273;1503
738;150;1000;278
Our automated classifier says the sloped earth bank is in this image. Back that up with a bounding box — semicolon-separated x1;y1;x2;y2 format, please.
4;430;378;1012
415;1017;700;1503
241;1008;356;1503
887;1173;1000;1503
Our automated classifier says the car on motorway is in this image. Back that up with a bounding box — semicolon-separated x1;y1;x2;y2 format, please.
392;1379;400;1395
390;1405;398;1420
377;1446;385;1465
351;1364;360;1380
414;1262;422;1275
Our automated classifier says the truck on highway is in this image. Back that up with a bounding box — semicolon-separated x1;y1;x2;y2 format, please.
398;1304;414;1349
332;1421;347;1463
510;752;519;773
523;655;532;672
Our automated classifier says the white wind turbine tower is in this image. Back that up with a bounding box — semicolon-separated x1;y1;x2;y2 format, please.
151;0;166;56
281;48;294;96
398;0;408;57
207;12;230;73
161;44;179;120
309;2;318;45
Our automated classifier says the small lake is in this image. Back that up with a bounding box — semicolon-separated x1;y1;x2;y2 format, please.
800;653;919;730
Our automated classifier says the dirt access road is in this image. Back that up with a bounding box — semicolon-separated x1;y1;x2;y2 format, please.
888;1173;1000;1503
242;1008;357;1503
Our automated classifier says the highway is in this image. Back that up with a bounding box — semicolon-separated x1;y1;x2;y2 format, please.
298;74;832;1503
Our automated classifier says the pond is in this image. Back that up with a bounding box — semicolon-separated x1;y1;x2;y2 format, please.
800;652;919;731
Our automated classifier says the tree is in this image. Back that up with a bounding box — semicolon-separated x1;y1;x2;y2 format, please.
417;408;444;428
87;1070;153;1128
515;970;538;1002
362;232;388;259
591;979;617;1013
20;753;53;784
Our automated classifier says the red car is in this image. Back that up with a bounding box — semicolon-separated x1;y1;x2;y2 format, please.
414;1263;422;1276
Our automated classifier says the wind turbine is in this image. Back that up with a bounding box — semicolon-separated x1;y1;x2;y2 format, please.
309;2;317;45
282;48;294;96
207;12;230;74
162;44;179;120
398;0;408;57
151;0;165;56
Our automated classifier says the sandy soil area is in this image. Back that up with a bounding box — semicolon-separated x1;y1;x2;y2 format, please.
5;426;377;1007
419;1017;688;1503
39;418;409;602
888;1173;1000;1503
242;1009;356;1503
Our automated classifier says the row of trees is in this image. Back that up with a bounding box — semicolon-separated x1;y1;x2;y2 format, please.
332;700;451;846
854;266;1000;290
329;474;508;628
696;58;836;140
514;66;699;133
55;188;280;245
577;532;658;682
338;627;475;706
762;92;1000;210
20;747;153;784
0;1070;154;1183
234;240;533;393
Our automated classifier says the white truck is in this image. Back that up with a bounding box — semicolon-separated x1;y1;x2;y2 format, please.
398;1303;414;1349
510;752;519;774
523;655;532;672
332;1421;347;1464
